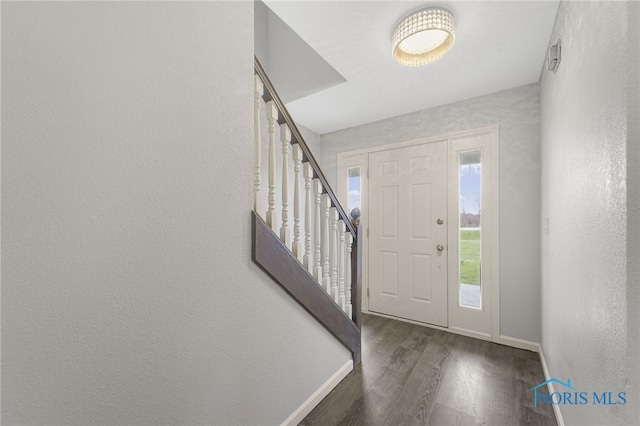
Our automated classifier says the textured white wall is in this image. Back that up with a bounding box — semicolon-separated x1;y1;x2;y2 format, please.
627;1;640;420
540;1;637;425
298;124;323;166
254;1;345;106
254;0;270;71
321;84;542;343
1;2;350;424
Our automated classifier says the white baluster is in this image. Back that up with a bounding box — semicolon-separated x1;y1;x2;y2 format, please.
292;144;303;259
253;76;264;216
314;180;323;282
338;220;346;311
330;207;339;303
346;232;353;319
303;163;313;273
266;101;278;230
280;123;291;247
321;194;331;293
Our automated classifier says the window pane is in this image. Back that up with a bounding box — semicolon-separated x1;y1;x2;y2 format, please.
347;167;361;220
459;151;481;309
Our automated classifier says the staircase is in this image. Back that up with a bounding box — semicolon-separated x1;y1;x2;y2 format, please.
252;57;362;364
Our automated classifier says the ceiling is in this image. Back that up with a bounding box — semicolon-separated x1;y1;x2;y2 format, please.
262;1;559;135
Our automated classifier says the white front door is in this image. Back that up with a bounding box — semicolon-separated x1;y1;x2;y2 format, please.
368;141;448;326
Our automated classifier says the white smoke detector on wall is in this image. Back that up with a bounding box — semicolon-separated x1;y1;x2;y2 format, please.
547;39;561;72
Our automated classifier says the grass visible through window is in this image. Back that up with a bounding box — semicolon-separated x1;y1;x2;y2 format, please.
460;229;480;285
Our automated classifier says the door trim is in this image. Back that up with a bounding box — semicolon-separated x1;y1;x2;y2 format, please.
337;125;500;342
447;129;500;341
337;153;369;312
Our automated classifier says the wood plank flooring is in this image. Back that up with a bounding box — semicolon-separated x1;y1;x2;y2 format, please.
301;314;557;426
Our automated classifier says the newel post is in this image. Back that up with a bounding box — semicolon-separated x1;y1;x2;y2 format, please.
350;208;362;329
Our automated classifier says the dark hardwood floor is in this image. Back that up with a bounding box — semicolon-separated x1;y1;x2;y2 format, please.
301;314;557;426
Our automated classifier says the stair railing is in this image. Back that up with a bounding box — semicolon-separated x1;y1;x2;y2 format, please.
252;56;362;361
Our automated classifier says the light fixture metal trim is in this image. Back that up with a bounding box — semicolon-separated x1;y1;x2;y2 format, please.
392;7;455;66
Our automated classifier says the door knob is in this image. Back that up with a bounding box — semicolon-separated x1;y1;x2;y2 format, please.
437;218;444;225
436;244;444;252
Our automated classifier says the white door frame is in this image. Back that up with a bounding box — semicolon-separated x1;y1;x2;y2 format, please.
337;153;369;311
337;125;500;343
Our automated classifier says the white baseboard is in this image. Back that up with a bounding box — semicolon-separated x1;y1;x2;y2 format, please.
537;345;565;426
498;337;564;425
498;335;540;352
281;359;353;426
449;326;492;342
367;311;493;342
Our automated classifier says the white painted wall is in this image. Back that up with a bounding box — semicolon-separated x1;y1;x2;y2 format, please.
321;84;542;343
540;1;638;425
626;1;640;421
267;9;346;105
1;2;351;424
253;1;345;105
254;0;270;71
298;124;323;166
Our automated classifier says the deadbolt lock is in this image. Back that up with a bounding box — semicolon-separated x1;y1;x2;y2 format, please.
436;244;444;252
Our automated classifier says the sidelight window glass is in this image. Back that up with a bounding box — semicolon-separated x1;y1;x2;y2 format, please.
347;167;362;221
459;151;482;309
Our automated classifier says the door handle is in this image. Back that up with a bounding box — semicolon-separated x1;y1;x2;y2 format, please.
436;244;444;252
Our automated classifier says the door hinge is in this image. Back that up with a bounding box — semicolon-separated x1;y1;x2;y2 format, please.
367;169;369;178
367;288;369;298
367;228;369;237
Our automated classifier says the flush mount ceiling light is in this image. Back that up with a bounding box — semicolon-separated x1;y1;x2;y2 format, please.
392;7;455;66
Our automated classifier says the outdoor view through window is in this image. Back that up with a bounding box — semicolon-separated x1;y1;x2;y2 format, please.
352;157;482;309
459;151;482;309
347;167;361;220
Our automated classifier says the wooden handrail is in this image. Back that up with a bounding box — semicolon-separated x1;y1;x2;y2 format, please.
253;56;362;355
254;56;357;239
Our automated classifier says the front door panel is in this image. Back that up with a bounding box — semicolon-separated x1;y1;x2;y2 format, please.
368;141;448;326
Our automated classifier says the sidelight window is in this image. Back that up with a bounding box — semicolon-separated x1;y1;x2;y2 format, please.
347;167;362;220
459;151;482;309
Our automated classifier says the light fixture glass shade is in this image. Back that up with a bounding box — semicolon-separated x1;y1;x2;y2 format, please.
392;7;455;66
